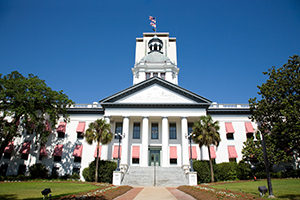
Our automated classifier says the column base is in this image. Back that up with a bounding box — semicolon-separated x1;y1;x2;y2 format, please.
120;164;129;173
182;165;190;174
188;171;198;186
112;171;123;185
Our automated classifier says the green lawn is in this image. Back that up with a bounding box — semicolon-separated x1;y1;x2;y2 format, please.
0;181;100;200
211;179;300;200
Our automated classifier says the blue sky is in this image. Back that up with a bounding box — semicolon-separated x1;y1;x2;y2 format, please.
1;0;299;104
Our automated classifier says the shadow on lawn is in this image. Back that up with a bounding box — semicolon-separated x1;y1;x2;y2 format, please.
0;194;18;200
277;194;300;200
22;192;79;200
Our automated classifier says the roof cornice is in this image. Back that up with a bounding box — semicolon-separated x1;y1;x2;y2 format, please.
100;77;212;104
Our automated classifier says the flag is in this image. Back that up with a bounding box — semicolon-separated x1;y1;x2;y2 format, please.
149;16;156;31
150;22;156;28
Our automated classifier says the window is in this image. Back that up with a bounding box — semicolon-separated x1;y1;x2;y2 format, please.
246;133;254;139
77;132;84;139
146;72;151;79
226;133;234;140
3;152;11;159
133;123;140;139
0;164;8;176
39;155;44;161
132;158;139;164
170;159;177;165
18;164;26;175
73;167;80;175
229;158;237;163
169;123;177;139
74;156;81;163
151;123;159;139
52;166;59;178
54;156;62;162
153;72;158;77
57;132;65;138
21;153;29;160
160;72;165;79
115;122;123;139
188;123;193;134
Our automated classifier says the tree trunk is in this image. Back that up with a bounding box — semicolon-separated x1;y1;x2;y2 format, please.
95;142;100;182
207;146;214;182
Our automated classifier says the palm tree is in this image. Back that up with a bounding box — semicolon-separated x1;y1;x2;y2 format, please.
85;118;113;182
192;115;221;182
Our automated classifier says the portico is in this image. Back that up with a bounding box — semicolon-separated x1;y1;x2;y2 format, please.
104;113;206;168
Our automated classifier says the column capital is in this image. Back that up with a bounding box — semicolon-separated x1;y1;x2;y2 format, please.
122;116;130;119
162;116;168;119
104;115;111;119
181;116;188;120
142;116;149;119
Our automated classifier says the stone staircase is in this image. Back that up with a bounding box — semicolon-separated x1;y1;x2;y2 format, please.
121;166;188;186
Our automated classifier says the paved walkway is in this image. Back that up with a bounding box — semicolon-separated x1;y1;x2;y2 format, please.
114;187;196;200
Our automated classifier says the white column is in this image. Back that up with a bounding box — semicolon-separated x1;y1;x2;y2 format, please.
102;116;110;160
162;117;169;167
141;117;149;167
181;117;189;166
121;116;129;166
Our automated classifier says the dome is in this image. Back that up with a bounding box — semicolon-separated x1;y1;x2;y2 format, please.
140;51;171;63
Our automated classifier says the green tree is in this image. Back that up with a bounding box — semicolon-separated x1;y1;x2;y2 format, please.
192;115;221;182
242;132;290;171
85;118;113;182
249;55;300;162
0;71;73;159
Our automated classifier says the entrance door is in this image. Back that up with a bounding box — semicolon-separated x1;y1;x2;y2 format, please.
149;149;160;166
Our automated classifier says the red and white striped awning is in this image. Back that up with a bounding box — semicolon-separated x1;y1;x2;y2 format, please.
40;146;47;156
4;142;14;153
169;146;177;159
94;145;102;158
225;122;235;133
76;122;86;133
57;122;66;133
245;122;254;133
210;146;216;159
20;142;31;154
228;146;238;158
73;145;83;157
113;145;121;159
188;146;197;159
132;146;140;159
53;144;63;156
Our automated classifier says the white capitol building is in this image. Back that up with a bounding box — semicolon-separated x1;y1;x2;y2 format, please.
1;32;257;185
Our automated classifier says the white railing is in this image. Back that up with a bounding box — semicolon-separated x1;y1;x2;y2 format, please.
69;103;102;108
209;103;249;108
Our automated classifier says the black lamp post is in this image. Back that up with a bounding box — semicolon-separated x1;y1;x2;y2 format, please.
187;132;194;172
258;122;274;198
115;132;124;171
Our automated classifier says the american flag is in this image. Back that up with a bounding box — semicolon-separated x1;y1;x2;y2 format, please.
149;16;156;31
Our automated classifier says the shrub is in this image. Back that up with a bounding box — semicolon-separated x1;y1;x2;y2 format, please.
70;173;80;180
82;160;117;183
193;160;211;183
236;161;252;180
214;162;237;181
29;163;49;179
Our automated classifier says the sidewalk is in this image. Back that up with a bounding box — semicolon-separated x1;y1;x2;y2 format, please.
114;186;196;200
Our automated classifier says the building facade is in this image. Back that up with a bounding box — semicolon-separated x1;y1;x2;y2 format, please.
0;32;256;180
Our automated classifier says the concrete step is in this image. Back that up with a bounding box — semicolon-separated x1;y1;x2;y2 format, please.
121;166;188;187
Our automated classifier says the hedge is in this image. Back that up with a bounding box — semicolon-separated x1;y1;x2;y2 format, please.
82;160;117;183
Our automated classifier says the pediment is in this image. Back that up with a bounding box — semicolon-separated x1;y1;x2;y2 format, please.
100;77;211;106
116;84;196;104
